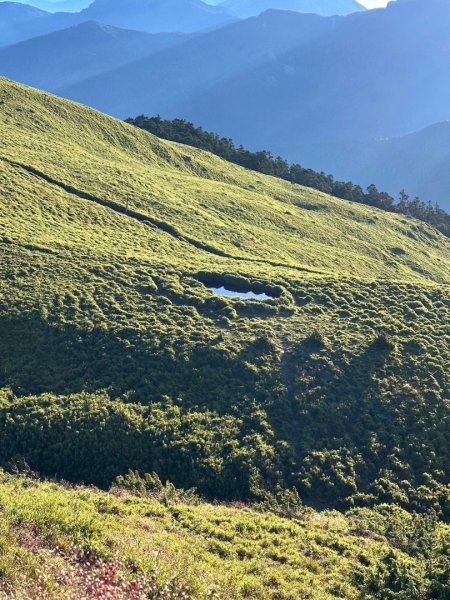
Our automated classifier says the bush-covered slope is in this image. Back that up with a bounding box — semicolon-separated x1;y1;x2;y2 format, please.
0;472;448;599
0;78;449;514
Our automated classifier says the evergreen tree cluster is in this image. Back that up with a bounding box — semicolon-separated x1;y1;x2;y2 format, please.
127;115;450;238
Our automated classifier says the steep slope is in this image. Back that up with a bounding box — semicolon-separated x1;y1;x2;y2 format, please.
0;21;186;90
58;9;339;117
220;0;366;17
0;78;449;513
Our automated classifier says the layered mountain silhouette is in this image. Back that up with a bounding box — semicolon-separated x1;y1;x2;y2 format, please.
170;0;450;210
74;0;237;33
0;0;237;46
314;122;450;210
12;0;89;11
0;21;185;89
58;10;339;116
218;0;365;17
0;1;49;46
173;0;450;152
0;1;46;24
57;1;450;148
377;122;450;210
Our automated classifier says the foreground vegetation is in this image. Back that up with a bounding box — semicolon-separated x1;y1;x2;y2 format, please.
126;115;450;237
0;471;448;599
0;78;449;594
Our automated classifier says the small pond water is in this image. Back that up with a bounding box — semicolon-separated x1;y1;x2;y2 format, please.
210;286;271;301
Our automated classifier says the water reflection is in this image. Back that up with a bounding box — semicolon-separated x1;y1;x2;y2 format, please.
209;286;271;301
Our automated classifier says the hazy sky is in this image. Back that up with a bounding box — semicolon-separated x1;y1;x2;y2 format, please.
16;0;394;9
360;0;390;7
17;0;393;6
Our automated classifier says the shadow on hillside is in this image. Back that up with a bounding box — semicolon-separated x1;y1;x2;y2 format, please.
0;313;294;494
0;314;285;417
289;335;396;498
0;312;158;400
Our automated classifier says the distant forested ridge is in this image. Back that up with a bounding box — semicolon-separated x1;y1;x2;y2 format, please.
127;115;450;238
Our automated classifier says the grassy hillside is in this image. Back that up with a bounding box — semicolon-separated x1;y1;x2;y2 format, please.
0;471;448;599
0;78;449;518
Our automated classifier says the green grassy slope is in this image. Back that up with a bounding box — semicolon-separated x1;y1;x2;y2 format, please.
2;78;450;282
0;472;448;600
0;78;449;515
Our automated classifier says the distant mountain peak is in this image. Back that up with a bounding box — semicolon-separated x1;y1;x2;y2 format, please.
86;0;231;11
78;0;237;32
0;1;48;16
219;0;366;18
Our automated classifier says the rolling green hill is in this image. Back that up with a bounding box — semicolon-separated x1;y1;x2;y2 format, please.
0;76;449;518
